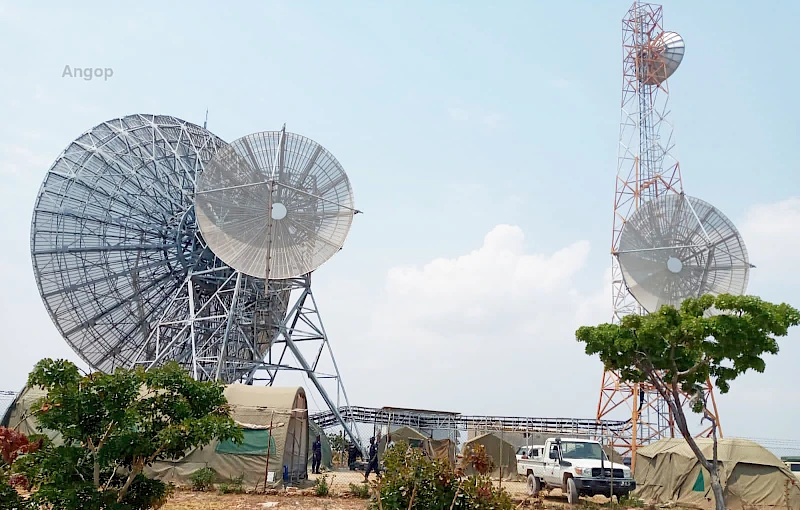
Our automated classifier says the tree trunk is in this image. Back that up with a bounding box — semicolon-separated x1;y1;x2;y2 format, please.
643;369;726;510
710;472;725;510
93;456;100;487
664;383;725;510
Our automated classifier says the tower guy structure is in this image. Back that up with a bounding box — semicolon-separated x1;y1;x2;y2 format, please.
597;2;724;462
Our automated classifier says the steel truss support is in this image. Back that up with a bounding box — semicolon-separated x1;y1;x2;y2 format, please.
130;269;364;450
247;273;364;449
599;1;722;468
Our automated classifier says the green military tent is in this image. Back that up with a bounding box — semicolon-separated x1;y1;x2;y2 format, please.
3;383;311;490
634;438;800;510
460;433;519;481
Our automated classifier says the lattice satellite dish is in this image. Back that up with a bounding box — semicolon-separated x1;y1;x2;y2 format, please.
30;114;235;372
195;127;356;280
617;193;752;314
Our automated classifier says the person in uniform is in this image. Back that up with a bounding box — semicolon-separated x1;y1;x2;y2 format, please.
364;436;381;481
312;435;322;474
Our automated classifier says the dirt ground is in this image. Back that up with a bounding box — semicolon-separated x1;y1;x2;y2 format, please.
162;490;371;510
159;488;625;510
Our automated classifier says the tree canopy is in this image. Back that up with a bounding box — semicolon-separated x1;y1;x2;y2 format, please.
576;293;799;510
15;359;243;510
576;294;799;401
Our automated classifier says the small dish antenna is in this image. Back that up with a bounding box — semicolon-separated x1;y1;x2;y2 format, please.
195;126;358;280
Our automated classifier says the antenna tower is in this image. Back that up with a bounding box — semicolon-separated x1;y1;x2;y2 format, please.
598;1;723;465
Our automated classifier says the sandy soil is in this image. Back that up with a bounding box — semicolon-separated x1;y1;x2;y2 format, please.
161;491;370;510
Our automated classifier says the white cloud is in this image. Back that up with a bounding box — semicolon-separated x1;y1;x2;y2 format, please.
345;224;609;416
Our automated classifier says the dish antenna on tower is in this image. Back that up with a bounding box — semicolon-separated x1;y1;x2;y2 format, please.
597;2;754;467
195;124;361;446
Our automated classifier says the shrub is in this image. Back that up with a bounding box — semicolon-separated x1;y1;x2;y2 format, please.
189;467;216;492
0;472;30;510
14;358;242;510
349;482;370;499
371;442;512;510
218;474;245;494
314;474;330;497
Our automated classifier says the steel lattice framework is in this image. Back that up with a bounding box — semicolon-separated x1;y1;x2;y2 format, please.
598;2;722;466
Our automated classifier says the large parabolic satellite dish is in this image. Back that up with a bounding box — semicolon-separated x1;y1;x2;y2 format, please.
617;193;751;314
29;114;292;377
195;128;356;280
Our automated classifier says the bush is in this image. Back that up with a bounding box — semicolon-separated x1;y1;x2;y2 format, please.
314;474;330;496
372;442;512;510
0;472;30;510
218;474;245;494
189;467;216;491
349;482;370;499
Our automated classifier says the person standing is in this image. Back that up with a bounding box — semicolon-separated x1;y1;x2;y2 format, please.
312;435;322;474
364;436;381;482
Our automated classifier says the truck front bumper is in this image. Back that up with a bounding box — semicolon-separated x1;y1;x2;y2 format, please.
574;477;636;496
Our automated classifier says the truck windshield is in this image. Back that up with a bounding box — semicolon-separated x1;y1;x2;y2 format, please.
560;442;607;461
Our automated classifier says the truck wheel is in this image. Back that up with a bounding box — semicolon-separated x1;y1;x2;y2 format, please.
526;474;540;496
566;477;579;505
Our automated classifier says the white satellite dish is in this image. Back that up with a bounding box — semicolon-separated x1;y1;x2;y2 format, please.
617;193;752;314
195;126;358;280
637;31;685;86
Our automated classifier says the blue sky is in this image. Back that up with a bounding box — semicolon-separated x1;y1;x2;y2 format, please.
0;0;798;446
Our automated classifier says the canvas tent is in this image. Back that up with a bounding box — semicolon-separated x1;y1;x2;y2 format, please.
634;438;800;510
1;385;60;442
380;425;457;467
308;420;333;471
2;383;310;490
460;433;519;481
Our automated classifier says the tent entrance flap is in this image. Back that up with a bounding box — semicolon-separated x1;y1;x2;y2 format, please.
216;429;276;456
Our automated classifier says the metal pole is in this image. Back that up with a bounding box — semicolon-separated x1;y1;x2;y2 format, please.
187;275;198;380
216;271;243;381
264;410;275;490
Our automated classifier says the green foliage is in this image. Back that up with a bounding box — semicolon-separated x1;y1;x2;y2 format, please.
349;481;370;499
217;474;245;494
327;432;348;455
0;471;31;510
576;294;800;398
314;474;331;496
372;442;512;510
15;358;243;510
189;467;215;491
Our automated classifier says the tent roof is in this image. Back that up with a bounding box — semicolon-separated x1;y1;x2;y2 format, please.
464;432;515;446
223;384;305;410
637;438;785;469
223;385;306;429
390;425;428;441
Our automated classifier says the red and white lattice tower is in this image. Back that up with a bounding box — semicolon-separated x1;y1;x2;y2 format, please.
597;1;722;468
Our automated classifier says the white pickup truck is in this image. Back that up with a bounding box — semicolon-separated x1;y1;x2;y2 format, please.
517;437;635;504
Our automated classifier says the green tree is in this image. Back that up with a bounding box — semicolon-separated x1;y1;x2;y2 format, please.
16;358;243;510
575;294;799;510
327;431;347;462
